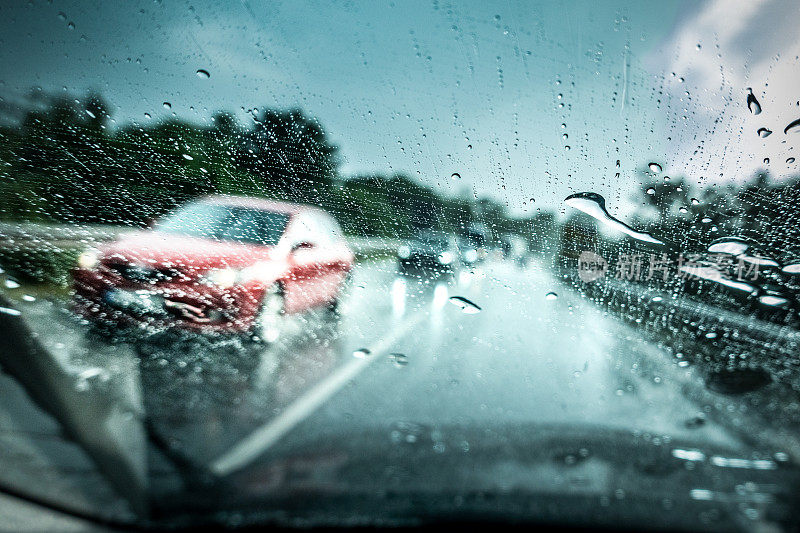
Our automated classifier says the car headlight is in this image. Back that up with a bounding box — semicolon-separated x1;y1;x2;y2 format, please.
398;245;411;259
203;267;239;288
438;251;454;264
77;249;100;270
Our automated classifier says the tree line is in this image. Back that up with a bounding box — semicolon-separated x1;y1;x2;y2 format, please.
0;90;553;246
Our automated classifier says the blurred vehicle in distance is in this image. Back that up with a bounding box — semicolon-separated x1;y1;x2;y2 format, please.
500;233;530;266
397;228;459;278
72;195;354;341
457;223;491;266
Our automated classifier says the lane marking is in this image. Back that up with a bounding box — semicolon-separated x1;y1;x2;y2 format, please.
209;310;426;477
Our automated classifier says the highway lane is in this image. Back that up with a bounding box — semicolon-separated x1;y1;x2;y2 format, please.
0;256;797;517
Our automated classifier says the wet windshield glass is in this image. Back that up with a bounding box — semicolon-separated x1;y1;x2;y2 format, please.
156;203;289;246
0;0;799;531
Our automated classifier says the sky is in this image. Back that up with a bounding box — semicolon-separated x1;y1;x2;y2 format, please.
0;0;798;217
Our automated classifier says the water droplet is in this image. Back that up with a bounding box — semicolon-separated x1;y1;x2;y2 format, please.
648;162;662;173
57;12;67;21
701;217;712;223
144;112;151;119
781;263;800;274
764;157;770;164
448;296;481;314
352;348;371;359
788;157;796;164
783;118;800;134
707;237;750;255
67;21;75;30
690;198;699;205
759;294;789;307
182;154;193;160
451;172;461;180
22;294;35;302
545;292;558;300
163;102;172;109
85;109;96;119
757;127;772;138
746;88;762;115
390;353;408;367
4;279;20;289
564;192;664;245
741;255;780;268
196;69;210;79
646;187;655;195
0;307;21;316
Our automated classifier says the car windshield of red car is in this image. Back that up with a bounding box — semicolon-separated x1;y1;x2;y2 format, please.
156;202;289;246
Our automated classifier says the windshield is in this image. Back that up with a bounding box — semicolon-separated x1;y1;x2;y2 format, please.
1;1;800;531
156;202;289;246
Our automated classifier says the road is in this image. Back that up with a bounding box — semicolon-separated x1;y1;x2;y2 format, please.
0;257;797;524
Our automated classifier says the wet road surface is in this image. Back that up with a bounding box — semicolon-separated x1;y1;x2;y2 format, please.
0;257;798;521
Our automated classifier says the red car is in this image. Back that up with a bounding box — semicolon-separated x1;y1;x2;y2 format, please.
72;195;354;340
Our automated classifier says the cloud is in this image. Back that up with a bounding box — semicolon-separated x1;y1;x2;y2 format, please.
650;0;800;184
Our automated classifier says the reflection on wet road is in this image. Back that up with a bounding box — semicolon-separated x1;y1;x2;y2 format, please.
2;257;797;516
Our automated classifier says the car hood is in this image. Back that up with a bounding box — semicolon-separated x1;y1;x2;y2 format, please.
99;231;277;270
152;423;800;530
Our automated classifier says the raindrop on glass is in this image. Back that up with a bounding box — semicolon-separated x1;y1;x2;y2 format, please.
708;237;750;255
545;292;558;301
648;162;662;173
757;127;772;138
451;172;461;180
746;88;762;115
353;348;371;359
564;192;664;245
196;69;210;79
782;263;800;274
784;118;800;135
390;353;408;367
448;296;481;314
